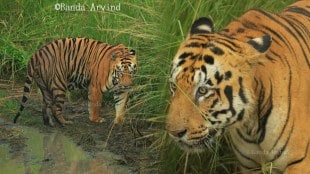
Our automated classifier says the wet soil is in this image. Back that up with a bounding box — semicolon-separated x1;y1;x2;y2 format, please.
0;82;160;173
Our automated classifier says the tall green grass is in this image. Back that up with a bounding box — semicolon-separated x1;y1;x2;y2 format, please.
0;0;296;173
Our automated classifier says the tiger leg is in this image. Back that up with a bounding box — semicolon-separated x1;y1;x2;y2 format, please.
51;88;73;125
113;90;129;124
40;89;55;126
88;86;104;123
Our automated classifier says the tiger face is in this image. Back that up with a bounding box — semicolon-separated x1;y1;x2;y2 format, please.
109;45;137;88
166;17;271;152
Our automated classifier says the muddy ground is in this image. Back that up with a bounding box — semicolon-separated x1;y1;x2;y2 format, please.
0;81;161;173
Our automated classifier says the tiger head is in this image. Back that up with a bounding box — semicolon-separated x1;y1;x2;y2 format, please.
109;44;137;88
166;17;272;152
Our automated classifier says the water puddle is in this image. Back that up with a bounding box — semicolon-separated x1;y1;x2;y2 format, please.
0;121;132;174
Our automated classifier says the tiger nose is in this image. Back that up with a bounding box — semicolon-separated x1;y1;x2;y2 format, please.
169;129;187;138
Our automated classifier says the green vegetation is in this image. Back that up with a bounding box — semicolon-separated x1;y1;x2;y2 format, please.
0;90;18;115
0;0;295;173
0;88;39;125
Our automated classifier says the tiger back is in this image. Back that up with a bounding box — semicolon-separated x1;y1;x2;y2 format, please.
14;37;137;126
166;1;309;173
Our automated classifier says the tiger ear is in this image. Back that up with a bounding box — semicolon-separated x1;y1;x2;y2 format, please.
243;35;272;66
190;17;214;35
129;49;135;55
247;35;272;53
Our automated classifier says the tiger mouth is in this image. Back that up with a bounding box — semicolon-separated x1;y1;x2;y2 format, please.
175;129;218;152
177;137;214;152
111;85;132;92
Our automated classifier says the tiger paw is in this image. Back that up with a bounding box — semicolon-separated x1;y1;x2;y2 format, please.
114;117;124;125
89;116;105;123
59;120;73;126
56;116;73;126
63;120;73;125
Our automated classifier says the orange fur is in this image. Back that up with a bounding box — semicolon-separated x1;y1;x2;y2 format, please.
166;1;309;173
14;38;137;126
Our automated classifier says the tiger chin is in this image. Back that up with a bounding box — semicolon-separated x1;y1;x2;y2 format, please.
166;1;309;173
169;126;223;153
14;37;137;127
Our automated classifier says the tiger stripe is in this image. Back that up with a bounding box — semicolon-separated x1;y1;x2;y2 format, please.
167;1;309;173
14;37;137;126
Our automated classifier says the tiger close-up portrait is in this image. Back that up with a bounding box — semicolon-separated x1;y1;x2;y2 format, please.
14;38;137;127
166;1;309;173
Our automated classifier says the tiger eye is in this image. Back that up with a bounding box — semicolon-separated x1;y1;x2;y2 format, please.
198;86;208;95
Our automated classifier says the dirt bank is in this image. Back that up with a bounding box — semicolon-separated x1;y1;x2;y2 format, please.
0;82;160;173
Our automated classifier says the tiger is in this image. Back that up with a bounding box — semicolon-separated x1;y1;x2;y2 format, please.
166;1;309;173
13;37;137;127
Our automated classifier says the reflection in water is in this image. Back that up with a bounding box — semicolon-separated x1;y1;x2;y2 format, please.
0;127;130;174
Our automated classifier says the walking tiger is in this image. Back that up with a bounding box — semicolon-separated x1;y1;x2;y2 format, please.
14;38;137;126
